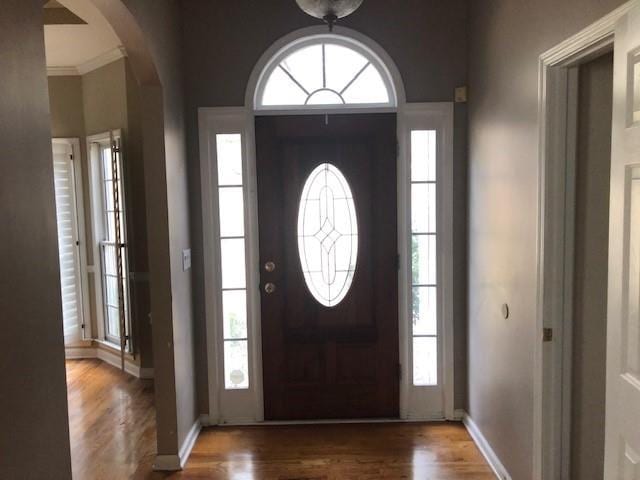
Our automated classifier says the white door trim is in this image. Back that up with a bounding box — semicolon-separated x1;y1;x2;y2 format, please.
534;2;635;478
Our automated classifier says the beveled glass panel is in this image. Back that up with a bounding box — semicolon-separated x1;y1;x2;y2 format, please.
221;238;246;289
412;286;437;336
412;234;436;286
411;130;436;182
216;134;243;186
411;183;436;234
222;290;247;340
297;163;358;307
413;337;438;386
218;187;245;237
224;340;249;389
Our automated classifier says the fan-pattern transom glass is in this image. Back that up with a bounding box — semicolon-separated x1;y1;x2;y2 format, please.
297;163;358;307
260;41;391;108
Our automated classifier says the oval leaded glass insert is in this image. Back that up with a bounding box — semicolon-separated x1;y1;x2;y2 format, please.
297;163;358;307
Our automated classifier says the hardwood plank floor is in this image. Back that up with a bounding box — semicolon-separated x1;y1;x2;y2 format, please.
66;359;156;479
178;423;495;480
66;360;494;479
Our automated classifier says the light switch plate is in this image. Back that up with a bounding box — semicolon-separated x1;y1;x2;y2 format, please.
182;249;191;271
455;86;468;103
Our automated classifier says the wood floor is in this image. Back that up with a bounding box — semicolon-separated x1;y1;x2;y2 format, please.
66;360;494;479
66;359;156;479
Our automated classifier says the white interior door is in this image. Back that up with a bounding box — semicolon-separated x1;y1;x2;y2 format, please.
52;140;84;345
604;5;640;478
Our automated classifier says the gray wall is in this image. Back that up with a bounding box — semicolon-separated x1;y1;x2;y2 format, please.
467;1;625;478
571;51;613;480
0;0;72;477
117;0;198;453
49;75;85;138
180;0;470;414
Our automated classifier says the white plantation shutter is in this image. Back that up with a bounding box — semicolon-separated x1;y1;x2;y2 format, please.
52;141;83;344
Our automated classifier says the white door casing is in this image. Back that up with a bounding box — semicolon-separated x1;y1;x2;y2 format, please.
605;4;640;478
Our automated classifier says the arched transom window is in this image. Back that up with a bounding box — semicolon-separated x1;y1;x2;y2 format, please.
255;36;396;110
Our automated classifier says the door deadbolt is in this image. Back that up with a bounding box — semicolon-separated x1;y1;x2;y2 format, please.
264;261;276;272
264;282;276;294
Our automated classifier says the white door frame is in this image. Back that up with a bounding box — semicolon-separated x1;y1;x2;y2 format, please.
52;137;92;342
200;26;455;425
534;2;636;478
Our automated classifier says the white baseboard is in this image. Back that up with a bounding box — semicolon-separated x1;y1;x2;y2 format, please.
65;346;98;359
178;419;202;468
65;343;153;379
96;346;141;378
154;417;202;471
462;413;512;480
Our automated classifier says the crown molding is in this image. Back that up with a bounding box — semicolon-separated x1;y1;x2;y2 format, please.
77;46;127;75
47;65;80;76
47;46;127;77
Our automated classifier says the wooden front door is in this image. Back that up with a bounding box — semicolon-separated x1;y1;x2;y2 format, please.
256;114;398;420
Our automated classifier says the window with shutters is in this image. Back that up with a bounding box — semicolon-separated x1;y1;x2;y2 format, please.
52;139;85;345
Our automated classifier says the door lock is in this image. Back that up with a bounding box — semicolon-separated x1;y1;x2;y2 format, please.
264;282;277;294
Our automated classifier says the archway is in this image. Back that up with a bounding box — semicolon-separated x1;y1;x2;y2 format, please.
45;0;186;471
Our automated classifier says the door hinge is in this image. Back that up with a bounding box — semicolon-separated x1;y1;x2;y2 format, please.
543;328;553;342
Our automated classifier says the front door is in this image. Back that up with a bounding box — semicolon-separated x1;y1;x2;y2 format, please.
604;5;640;477
256;114;398;420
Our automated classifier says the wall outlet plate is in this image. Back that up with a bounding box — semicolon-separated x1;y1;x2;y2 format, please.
182;249;191;271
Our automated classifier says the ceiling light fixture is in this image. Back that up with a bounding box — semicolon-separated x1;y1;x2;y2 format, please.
295;0;364;31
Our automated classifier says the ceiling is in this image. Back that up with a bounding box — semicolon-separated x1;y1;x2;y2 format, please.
44;0;122;70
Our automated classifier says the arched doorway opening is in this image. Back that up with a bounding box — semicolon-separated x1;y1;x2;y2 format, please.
43;0;185;473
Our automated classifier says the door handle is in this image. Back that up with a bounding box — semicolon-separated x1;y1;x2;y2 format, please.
264;282;276;294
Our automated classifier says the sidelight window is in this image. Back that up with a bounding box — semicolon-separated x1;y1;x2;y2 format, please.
411;130;438;387
216;134;250;390
297;163;358;307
